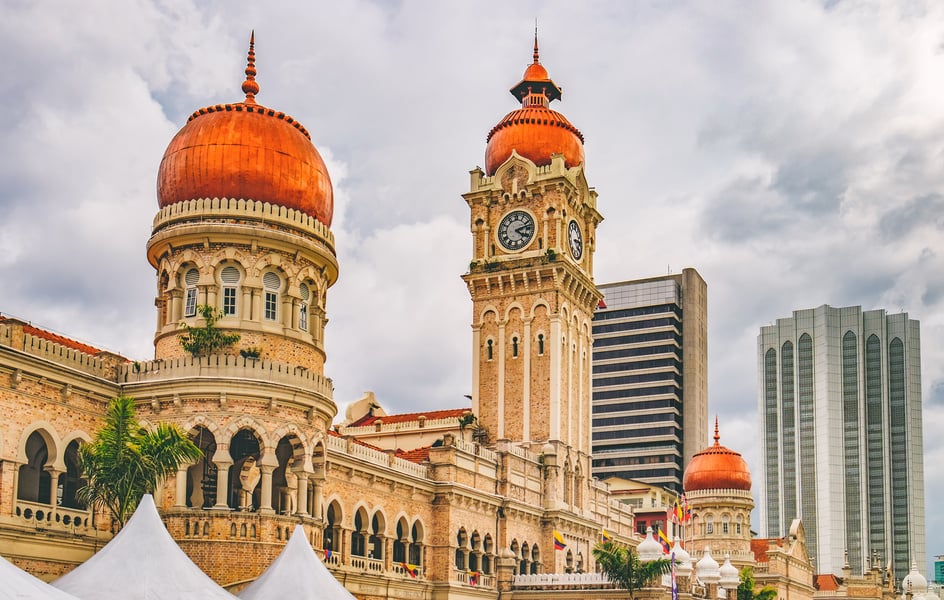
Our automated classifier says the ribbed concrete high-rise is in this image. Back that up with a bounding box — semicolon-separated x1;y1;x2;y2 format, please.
590;269;708;492
757;305;925;582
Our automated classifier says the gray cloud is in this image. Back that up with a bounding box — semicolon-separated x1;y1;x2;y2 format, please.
879;193;944;240
3;0;944;568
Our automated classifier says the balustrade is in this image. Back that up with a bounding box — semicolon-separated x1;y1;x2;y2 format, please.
14;499;93;532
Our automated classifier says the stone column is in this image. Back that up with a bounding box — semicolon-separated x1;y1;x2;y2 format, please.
241;287;252;320
281;296;293;328
340;527;352;565
173;465;189;508
169;290;183;324
312;480;324;520
258;464;275;514
46;469;63;506
212;458;233;510
496;548;517;592
295;473;310;516
251;289;262;322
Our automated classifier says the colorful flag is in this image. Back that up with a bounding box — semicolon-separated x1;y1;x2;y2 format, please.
681;493;691;522
601;529;613;543
468;571;479;586
324;548;332;560
657;527;672;554
554;530;567;550
401;563;419;578
674;498;684;523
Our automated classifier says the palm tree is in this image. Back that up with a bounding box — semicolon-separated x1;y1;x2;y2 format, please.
77;395;202;529
738;567;777;600
593;541;672;600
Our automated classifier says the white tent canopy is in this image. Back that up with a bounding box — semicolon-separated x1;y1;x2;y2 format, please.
239;525;356;600
52;495;236;600
0;554;82;600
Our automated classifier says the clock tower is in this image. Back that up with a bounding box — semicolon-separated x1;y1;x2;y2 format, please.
462;36;602;460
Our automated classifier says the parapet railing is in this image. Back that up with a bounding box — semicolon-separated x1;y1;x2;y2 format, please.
453;438;497;462
513;573;611;588
152;198;335;249
13;499;94;533
1;327;113;379
120;354;333;399
340;415;464;436
325;435;429;480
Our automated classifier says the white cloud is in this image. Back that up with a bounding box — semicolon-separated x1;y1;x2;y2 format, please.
2;0;944;571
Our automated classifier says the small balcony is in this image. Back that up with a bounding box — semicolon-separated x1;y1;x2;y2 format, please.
13;499;95;533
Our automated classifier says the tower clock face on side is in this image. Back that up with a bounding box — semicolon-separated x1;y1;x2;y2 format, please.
568;219;583;260
497;210;536;251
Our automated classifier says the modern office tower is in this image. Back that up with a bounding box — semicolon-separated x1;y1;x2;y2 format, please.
590;269;708;493
757;305;925;581
934;555;944;584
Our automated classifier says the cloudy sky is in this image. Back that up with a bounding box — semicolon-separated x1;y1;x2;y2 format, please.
2;0;942;572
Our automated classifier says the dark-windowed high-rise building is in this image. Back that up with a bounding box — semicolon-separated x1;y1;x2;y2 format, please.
590;269;708;492
757;304;925;581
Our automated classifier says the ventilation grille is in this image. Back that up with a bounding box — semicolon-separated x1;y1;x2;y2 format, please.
221;266;240;285
263;272;281;290
300;283;310;301
185;269;199;286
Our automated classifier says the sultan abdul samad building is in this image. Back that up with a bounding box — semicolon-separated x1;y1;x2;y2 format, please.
0;33;905;600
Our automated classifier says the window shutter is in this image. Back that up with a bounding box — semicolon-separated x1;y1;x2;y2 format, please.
185;269;199;286
221;266;240;284
263;272;281;290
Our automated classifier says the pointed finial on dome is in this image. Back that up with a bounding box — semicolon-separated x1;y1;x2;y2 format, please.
533;20;540;64
713;416;720;444
242;30;260;104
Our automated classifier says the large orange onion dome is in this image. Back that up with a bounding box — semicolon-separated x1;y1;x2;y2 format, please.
484;35;584;176
156;34;333;226
682;419;752;492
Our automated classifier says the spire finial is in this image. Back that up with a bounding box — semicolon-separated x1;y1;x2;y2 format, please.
713;416;720;444
242;30;259;104
533;20;540;64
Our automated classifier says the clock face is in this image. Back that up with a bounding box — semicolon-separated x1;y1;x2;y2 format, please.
568;219;583;260
497;210;536;251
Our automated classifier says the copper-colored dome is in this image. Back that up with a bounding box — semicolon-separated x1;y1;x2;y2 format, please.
484;34;584;176
683;420;752;492
485;107;584;175
156;34;333;226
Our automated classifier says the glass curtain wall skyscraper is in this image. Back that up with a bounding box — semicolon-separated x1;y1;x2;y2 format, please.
591;269;708;493
757;305;925;581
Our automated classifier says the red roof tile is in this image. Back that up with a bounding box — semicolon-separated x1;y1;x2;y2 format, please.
751;539;770;563
349;408;469;428
396;446;432;463
0;317;103;355
815;574;841;591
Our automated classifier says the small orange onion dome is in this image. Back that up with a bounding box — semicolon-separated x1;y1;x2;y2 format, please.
156;34;333;226
484;34;584;176
682;419;752;492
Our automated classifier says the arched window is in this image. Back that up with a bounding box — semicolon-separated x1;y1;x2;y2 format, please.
263;272;281;321
512;336;519;358
722;515;730;534
486;339;493;361
184;268;199;317
220;266;240;316
736;515;743;535
18;432;51;503
299;283;310;331
538;333;545;355
706;515;714;534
